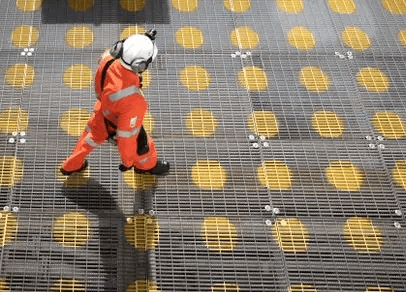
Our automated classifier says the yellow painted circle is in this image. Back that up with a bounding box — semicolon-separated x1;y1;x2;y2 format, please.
288;26;316;51
357;67;389;92
258;160;293;190
201;217;237;252
342;27;371;51
0;211;18;247
127;280;160;292
176;26;204;49
66;26;94;48
365;287;394;292
326;161;364;191
230;26;259;49
238;66;268;91
0;279;8;291
68;0;94;11
143;112;154;134
247;110;279;137
11;25;39;48
372;111;406;139
272;218;309;253
63;64;93;89
0;156;24;188
123;171;157;190
180;66;211;91
344;217;383;253
398;30;406;47
0;106;29;134
125;215;160;251
381;0;406;14
185;108;218;137
311;111;345;138
328;0;356;14
289;284;318;292
224;0;251;12
16;0;42;11
59;109;90;137
53;212;91;247
120;0;146;12
277;0;304;14
392;160;406;190
211;283;240;292
50;279;85;292
120;26;147;40
56;162;90;189
192;160;227;190
172;0;198;12
5;64;35;88
300;66;331;93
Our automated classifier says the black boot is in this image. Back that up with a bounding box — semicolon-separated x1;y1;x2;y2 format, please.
134;160;170;176
60;160;88;176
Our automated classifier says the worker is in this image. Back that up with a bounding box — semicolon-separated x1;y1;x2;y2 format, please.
60;29;170;176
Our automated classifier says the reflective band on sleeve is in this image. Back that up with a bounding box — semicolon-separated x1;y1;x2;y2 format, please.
116;127;141;138
85;135;100;148
109;86;141;102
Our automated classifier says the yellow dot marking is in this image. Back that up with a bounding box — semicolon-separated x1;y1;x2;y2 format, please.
372;111;406;139
63;64;93;89
176;26;204;49
66;26;94;48
277;0;304;14
123;171;157;190
0;279;8;291
224;0;251;12
172;0;198;12
16;0;42;11
211;283;241;292
381;0;406;14
392;160;406;190
328;0;356;14
125;215;160;251
0;156;24;188
398;30;406;47
143;112;154;134
344;217;383;253
201;217;237;252
53;212;91;247
238;66;268;91
326;160;364;191
272;218;309;253
365;287;394;292
50;279;85;292
230;26;259;49
67;0;94;11
0;211;18;247
288;26;316;51
289;284;318;292
357;67;390;92
247;110;279;137
192;160;227;190
120;0;146;11
11;25;39;48
185;108;218;137
342;26;371;51
59;109;90;137
120;26;146;40
300;66;331;93
126;280;160;292
5;64;35;88
56;162;90;188
312;111;345;138
0;106;29;134
180;66;211;91
258;160;293;190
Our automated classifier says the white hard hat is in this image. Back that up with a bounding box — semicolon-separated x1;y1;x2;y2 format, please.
120;34;158;73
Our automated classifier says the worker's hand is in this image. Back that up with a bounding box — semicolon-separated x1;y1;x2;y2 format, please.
119;164;133;172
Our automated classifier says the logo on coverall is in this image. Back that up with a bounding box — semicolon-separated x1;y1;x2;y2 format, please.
130;117;137;128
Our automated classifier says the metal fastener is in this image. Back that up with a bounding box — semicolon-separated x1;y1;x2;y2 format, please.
3;206;10;212
149;210;155;216
259;136;266;141
280;219;287;226
20;138;26;144
394;222;401;229
368;143;375;149
126;217;133;223
241;54;247;59
8;138;15;143
273;208;280;215
366;135;372;140
263;142;269;147
12;207;19;212
395;210;402;216
377;136;384;141
138;209;144;214
248;135;256;140
12;132;18;136
246;51;252;56
235;51;241;56
378;144;385;149
231;53;236;58
252;142;259;148
265;219;272;226
265;205;271;211
20;132;26;136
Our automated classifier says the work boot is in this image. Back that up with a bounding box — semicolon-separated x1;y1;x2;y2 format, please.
134;160;170;176
60;160;88;176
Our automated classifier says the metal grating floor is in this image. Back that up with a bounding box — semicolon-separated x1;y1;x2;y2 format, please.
0;0;406;291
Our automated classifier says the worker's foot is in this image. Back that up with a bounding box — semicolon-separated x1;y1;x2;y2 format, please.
60;160;88;176
134;160;170;176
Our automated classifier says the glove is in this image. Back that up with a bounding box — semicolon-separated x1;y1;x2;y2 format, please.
119;164;133;172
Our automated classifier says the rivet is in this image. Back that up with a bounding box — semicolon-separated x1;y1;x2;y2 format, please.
12;207;19;212
29;48;35;52
246;51;252;56
348;55;354;60
265;205;271;211
273;208;280;215
368;143;375;149
149;210;155;216
138;209;144;215
394;222;401;229
20;138;26;144
263;142;269;147
280;219;287;226
235;51;241;56
265;219;272;226
252;142;259;148
24;48;29;52
241;54;247;59
378;144;385;149
231;54;236;58
259;136;266;141
126;217;133;223
27;52;32;57
3;206;10;212
9;138;15;143
248;135;256;140
12;132;18;136
366;135;372;140
339;55;345;59
21;52;25;56
20;132;26;136
377;136;384;141
395;210;402;216
335;52;340;56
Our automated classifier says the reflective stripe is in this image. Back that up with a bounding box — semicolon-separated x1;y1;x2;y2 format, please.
103;110;111;116
109;86;141;102
85;135;100;148
139;157;149;164
116;127;140;138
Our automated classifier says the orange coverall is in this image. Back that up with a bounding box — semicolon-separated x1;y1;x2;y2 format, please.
61;55;158;172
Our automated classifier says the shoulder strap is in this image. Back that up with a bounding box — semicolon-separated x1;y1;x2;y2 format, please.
100;58;116;90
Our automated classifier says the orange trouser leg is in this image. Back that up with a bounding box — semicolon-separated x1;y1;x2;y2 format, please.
133;137;158;171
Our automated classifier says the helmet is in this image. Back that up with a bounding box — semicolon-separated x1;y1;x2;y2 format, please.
110;29;158;73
